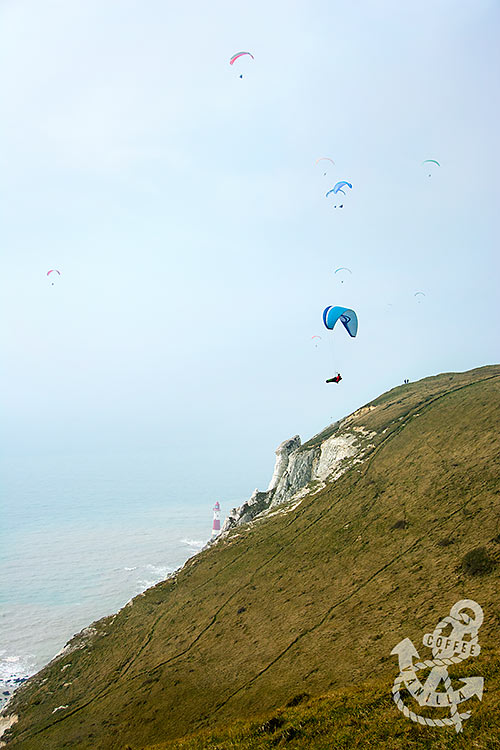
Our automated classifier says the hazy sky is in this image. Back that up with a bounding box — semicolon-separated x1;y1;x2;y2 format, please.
1;0;499;499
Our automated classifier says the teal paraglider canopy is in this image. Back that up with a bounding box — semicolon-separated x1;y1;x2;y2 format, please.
323;306;358;337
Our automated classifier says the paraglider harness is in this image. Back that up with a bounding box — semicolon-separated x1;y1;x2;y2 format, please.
326;374;342;384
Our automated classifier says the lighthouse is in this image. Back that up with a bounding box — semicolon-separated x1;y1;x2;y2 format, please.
212;501;221;537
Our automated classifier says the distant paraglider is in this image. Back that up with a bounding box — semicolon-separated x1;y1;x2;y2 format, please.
316;157;335;176
334;267;352;284
327;182;352;209
230;51;254;78
422;159;440;177
414;291;426;303
47;269;61;286
311;335;322;348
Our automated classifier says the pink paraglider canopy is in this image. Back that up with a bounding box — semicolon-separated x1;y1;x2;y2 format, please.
229;51;254;65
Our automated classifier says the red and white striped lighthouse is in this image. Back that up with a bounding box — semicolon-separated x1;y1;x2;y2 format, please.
212;501;221;537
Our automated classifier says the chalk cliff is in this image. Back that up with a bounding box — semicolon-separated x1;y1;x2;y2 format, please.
220;414;377;534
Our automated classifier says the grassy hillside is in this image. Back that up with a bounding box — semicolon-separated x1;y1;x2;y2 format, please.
147;656;500;750
3;365;500;750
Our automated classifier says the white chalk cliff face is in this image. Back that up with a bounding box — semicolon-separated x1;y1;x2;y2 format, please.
219;416;376;536
269;444;317;508
266;436;301;491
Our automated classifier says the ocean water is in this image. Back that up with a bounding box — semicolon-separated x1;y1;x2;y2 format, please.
0;450;230;712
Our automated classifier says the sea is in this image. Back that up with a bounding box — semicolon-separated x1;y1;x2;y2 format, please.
0;449;238;712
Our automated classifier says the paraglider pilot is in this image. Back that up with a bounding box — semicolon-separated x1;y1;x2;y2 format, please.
326;374;342;384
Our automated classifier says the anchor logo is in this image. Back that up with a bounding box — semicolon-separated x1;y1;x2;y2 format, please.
390;599;484;733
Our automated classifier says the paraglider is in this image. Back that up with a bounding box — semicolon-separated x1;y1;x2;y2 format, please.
311;335;322;348
322;305;358;384
316;157;335;176
327;182;352;208
422;159;440;177
230;51;254;78
414;291;426;303
334;267;352;284
47;269;61;286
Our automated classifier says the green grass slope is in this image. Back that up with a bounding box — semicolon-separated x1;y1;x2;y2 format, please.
3;365;500;750
147;657;500;750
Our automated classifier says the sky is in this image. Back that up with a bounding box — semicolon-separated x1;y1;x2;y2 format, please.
1;0;499;502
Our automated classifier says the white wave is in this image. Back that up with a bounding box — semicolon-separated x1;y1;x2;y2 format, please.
0;653;35;682
180;539;205;549
145;564;173;576
135;564;175;593
0;652;36;711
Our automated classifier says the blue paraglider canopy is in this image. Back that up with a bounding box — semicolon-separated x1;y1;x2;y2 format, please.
323;306;358;337
326;181;353;198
